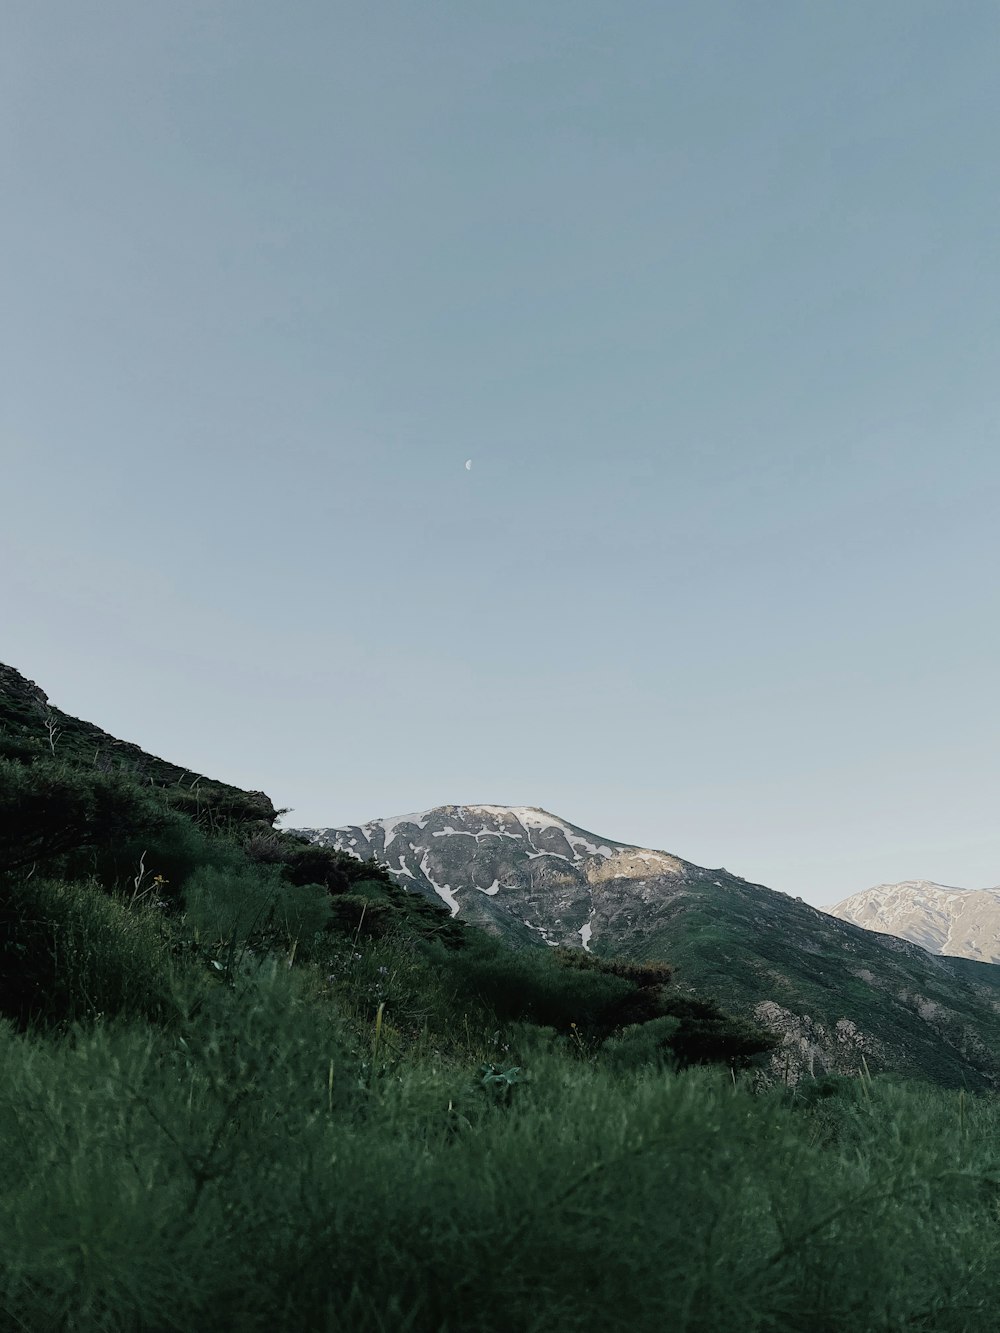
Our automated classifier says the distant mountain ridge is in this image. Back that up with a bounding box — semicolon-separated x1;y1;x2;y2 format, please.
298;804;1000;1091
826;880;1000;963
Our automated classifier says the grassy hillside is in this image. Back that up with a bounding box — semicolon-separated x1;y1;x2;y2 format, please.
629;869;1000;1092
4;663;1000;1330
0;662;277;827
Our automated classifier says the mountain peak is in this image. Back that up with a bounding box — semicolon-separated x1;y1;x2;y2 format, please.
827;880;1000;961
293;803;662;948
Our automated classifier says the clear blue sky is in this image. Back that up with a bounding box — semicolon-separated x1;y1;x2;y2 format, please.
4;2;1000;906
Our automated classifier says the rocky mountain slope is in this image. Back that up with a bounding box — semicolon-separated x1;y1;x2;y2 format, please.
826;880;1000;964
299;805;1000;1090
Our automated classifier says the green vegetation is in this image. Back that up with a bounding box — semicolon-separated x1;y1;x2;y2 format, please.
633;873;1000;1091
3;664;1000;1329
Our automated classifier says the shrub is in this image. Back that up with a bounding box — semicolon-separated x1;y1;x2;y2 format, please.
327;894;399;938
164;784;278;831
600;1015;684;1071
85;807;246;901
657;994;780;1069
439;935;636;1032
0;876;181;1027
0;759;168;876
284;845;392;895
182;864;332;954
551;947;673;988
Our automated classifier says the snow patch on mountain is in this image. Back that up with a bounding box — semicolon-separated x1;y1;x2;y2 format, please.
524;919;559;947
418;851;460;917
579;908;596;953
458;805;618;858
371;811;432;837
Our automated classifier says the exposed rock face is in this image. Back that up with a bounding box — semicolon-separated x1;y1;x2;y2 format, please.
753;1002;885;1084
826;881;1000;964
297;805;1000;1091
0;663;49;713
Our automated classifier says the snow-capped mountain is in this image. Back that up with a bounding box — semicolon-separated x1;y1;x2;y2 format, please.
294;804;1000;1090
296;803;687;952
825;881;1000;963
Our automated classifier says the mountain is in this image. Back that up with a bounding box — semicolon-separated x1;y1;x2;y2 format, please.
826;880;1000;964
9;652;1000;1096
298;804;1000;1090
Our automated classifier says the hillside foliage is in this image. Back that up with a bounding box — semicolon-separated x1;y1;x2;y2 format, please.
2;665;999;1329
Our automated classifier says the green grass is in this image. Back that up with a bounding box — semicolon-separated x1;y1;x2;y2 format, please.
0;875;185;1027
0;871;999;1332
3;975;1000;1331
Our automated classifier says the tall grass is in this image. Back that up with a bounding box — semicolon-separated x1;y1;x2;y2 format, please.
3;952;1000;1330
182;863;332;953
1;876;184;1026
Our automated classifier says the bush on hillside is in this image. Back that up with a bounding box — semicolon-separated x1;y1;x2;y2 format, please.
436;935;777;1069
601;1015;684;1070
283;844;394;894
551;947;673;989
657;994;781;1069
0;759;168;877
551;948;675;1028
164;784;278;832
85;807;248;903
326;893;399;938
182;864;332;955
439;936;639;1032
243;834;401;895
0;729;44;763
0;876;181;1027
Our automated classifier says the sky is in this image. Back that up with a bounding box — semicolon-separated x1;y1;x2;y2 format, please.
3;2;1000;907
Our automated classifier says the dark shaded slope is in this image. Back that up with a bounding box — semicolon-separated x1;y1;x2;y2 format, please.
0;663;277;827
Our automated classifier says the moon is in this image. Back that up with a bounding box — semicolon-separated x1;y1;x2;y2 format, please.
465;459;472;471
